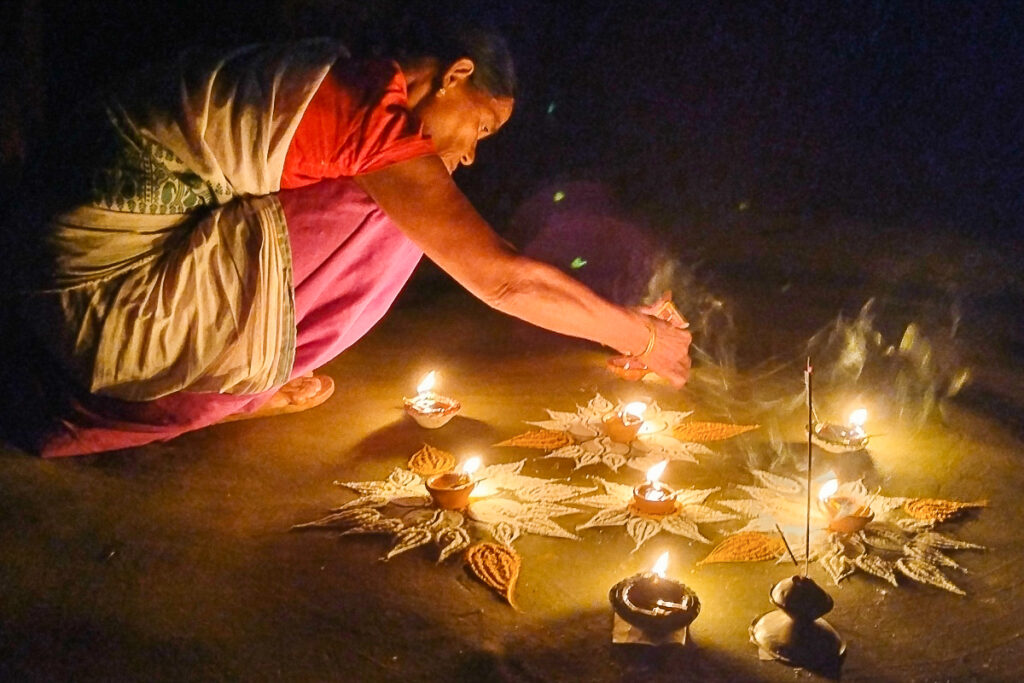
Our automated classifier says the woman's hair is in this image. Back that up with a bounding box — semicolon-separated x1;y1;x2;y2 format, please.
373;19;517;99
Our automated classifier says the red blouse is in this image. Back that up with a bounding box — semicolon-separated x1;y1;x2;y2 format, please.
280;59;437;189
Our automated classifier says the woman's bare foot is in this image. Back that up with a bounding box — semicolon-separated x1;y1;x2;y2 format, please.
219;373;335;423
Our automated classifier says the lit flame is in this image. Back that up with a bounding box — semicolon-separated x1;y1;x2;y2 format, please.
818;478;839;502
461;456;481;476
646;460;667;485
623;401;647;420
472;479;496;497
651;552;669;578
848;408;867;427
416;371;437;395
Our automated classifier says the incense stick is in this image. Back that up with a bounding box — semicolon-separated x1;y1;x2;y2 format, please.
775;523;799;568
804;357;813;577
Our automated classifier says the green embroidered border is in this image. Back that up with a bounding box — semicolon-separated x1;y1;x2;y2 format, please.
89;107;224;214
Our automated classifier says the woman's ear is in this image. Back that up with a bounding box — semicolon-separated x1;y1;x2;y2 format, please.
442;58;475;89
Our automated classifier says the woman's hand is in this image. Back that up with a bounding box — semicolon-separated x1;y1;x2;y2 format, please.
639;316;693;388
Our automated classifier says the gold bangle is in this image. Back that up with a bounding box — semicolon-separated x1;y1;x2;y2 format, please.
635;318;657;358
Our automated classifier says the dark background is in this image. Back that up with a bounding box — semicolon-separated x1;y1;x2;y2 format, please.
2;0;1021;243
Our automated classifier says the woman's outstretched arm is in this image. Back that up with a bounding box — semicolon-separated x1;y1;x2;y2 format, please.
355;155;692;386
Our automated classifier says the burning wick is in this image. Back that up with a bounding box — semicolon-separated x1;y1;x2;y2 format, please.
847;408;867;439
410;372;441;412
404;371;461;428
425;456;481;510
651;551;669;578
632;461;677;515
603;401;647;443
648;553;691;612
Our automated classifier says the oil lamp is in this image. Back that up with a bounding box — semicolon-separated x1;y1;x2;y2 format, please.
403;371;461;429
425;456;480;510
818;478;874;534
810;407;869;453
631;461;677;515
605;356;649;381
609;551;701;644
602;401;647;443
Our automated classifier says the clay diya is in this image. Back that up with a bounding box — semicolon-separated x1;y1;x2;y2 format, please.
602;401;647;443
606;355;650;381
818;479;875;533
631;460;678;516
403;371;461;429
425;457;480;510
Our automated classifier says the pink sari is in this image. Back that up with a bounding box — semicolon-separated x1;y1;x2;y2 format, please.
37;178;423;457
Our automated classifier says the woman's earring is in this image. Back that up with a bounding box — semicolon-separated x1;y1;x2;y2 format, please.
438;87;446;97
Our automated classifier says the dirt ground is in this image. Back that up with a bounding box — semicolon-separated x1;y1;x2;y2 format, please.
1;215;1022;682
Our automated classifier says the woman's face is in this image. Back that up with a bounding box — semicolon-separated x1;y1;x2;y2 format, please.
415;60;514;173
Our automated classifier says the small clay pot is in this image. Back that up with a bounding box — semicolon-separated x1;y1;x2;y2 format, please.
403;393;461;429
631;483;678;516
425;473;475;509
824;497;875;534
602;411;642;443
606;355;649;382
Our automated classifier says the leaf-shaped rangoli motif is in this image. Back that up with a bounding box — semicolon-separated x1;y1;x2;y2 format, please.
466;543;522;606
384;526;433;560
673;421;759;442
626;517;662;551
407;444;456;476
903;498;988;523
698;532;785;564
495;429;573;450
435;526;471;563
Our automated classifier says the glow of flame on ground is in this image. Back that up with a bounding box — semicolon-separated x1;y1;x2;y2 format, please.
623;402;647;419
818;478;839;502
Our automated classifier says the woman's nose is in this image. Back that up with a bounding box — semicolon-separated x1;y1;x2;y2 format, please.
460;148;476;166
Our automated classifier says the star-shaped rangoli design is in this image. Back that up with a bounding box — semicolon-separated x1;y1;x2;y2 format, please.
524;394;714;472
573;477;737;551
712;469;985;594
294;459;593;562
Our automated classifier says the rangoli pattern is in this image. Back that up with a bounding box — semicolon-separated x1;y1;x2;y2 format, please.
506;394;740;472
296;395;986;606
294;450;592;561
713;471;985;594
574;477;738;551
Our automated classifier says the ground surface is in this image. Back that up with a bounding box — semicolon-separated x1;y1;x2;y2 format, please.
1;216;1022;682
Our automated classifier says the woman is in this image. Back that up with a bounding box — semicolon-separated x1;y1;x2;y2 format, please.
5;26;691;457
